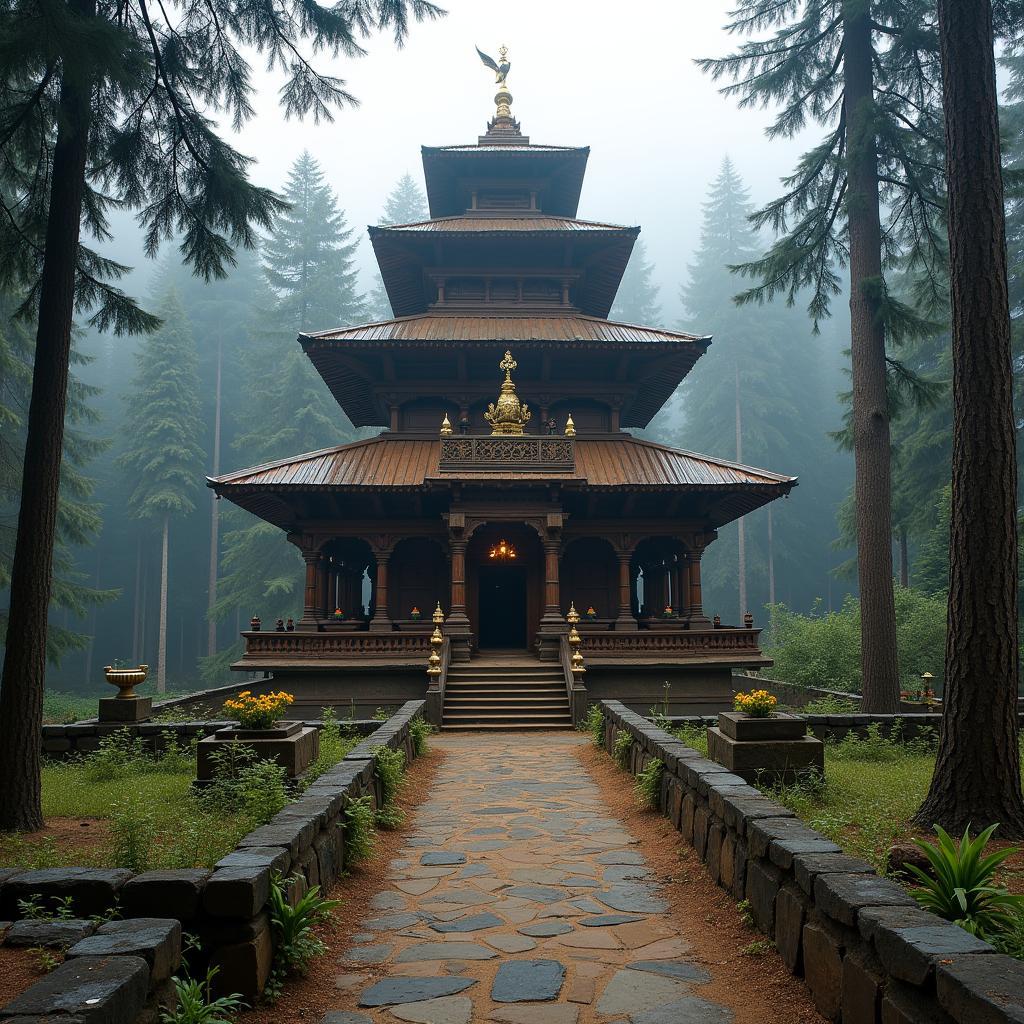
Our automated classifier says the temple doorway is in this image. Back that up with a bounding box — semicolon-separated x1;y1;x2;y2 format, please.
468;524;542;651
478;565;528;648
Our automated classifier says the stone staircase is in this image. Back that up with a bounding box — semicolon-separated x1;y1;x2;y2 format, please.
441;654;573;730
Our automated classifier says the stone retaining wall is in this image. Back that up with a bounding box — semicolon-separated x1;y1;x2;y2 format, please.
1;700;427;1023
661;712;955;743
599;699;1024;1024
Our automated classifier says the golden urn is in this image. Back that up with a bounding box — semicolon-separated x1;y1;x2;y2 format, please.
104;663;149;700
484;351;531;435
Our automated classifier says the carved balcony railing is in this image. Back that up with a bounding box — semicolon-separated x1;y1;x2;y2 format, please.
239;631;431;662
439;435;575;471
580;627;765;661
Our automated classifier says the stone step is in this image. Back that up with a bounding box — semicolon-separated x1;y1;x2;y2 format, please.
440;722;575;730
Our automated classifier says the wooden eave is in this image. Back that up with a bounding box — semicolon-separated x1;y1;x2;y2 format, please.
368;222;638;319
420;144;590;218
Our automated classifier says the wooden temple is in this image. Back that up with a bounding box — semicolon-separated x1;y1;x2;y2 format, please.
209;58;797;726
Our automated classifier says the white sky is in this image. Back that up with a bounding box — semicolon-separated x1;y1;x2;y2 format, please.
211;0;815;323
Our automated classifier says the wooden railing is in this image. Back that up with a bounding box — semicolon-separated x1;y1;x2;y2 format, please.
559;634;588;726
425;636;451;726
240;631;431;660
580;627;763;659
438;435;574;471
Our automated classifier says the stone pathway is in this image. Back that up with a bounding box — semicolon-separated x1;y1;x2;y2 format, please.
325;733;735;1024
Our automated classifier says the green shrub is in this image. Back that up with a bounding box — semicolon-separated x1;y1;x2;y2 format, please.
83;729;150;782
800;695;859;715
613;731;633;770
342;795;375;864
303;709;358;785
409;716;432;756
109;796;156;872
161;969;245;1024
635;758;664;810
831;723;903;763
583;705;604;747
907;824;1024;940
671;723;709;756
265;873;341;1000
200;744;288;826
373;746;406;829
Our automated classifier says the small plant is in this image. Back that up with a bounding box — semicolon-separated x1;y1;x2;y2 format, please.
583;704;604;747
222;690;294;730
671;722;709;756
265;873;341;999
342;795;375;864
372;706;391;721
409;716;432;757
17;895;76;921
635;758;664;811
733;689;778;717
613;731;633;770
373;746;406;829
161;968;245;1024
800;694;859;715
736;898;755;928
201;744;288;825
661;680;672;716
906;824;1024;940
109;796;156;872
28;946;63;973
83;728;149;782
741;939;773;957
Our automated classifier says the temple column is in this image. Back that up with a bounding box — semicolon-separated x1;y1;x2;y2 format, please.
298;550;323;629
678;557;692;618
445;539;472;660
537;538;566;660
369;550;393;632
688;549;711;625
615;551;639;631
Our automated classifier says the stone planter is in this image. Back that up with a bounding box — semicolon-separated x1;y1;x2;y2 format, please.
707;711;823;785
196;721;319;782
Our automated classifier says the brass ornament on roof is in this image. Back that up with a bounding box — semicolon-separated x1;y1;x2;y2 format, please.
477;44;514;123
485;350;531;435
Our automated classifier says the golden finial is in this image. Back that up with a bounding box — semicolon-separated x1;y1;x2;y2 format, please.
485;350;531;435
440;413;453;436
433;601;445;625
566;601;580;625
564;414;576;437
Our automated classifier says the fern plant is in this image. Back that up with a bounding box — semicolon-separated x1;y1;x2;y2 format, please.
907;824;1024;940
613;731;633;770
373;746;406;828
342;795;375;864
635;758;664;811
409;716;432;756
160;968;245;1024
583;704;604;747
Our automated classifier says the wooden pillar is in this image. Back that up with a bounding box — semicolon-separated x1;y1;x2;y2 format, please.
543;540;561;620
615;552;639;631
688;550;710;625
369;550;393;632
298;551;322;629
445;539;472;659
678;557;692;617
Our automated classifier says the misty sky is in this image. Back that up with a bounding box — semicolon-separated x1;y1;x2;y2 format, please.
133;1;819;326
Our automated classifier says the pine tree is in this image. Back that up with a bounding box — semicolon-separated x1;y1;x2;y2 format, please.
366;172;429;321
0;0;440;831
700;1;947;712
610;240;661;325
119;290;204;693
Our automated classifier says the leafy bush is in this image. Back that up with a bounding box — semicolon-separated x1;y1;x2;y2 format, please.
583;704;604;747
409;716;432;756
265;873;341;999
83;729;151;782
613;731;633;770
342;795;375;864
109;796;156;872
765;588;946;692
831;723;904;763
670;723;709;756
373;746;406;829
200;744;288;826
907;824;1024;940
635;758;664;810
799;695;859;715
161;968;245;1024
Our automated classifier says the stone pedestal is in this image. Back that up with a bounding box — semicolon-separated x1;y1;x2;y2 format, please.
98;697;153;724
707;711;823;785
196;722;319;782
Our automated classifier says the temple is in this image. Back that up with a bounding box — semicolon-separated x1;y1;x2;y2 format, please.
209;53;797;727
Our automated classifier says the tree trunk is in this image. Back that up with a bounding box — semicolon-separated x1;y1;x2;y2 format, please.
157;515;169;693
735;361;746;621
131;534;142;665
207;338;222;658
843;6;900;714
0;0;96;832
915;0;1024;835
898;530;909;589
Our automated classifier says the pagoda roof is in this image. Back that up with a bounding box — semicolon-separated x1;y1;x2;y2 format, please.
376;215;631;234
420;143;589;218
208;434;797;530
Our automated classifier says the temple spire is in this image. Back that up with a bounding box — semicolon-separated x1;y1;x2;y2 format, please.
476;43;526;143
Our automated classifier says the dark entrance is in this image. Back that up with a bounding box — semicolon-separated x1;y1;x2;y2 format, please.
478;565;528;648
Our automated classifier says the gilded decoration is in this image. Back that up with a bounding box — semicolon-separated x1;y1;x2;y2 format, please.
485;351;531;435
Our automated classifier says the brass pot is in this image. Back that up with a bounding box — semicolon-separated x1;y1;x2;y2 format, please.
104;664;149;700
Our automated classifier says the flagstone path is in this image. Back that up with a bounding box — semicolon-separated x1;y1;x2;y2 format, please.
322;733;738;1024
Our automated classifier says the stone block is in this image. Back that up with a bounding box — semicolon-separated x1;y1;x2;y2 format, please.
747;817;829;861
120;870;210;922
98;697;153;723
314;829;343;889
66;919;181;987
858;904;991;986
802;920;843;1022
707;785;763;820
793;852;876;896
936;952;1024;1023
842;950;882;1024
692;804;711;861
202;866;270;919
882;979;956;1024
248;819;316;860
0;954;149;1023
708;728;825;786
814;873;915;928
215;847;291;876
774;883;806;973
5;919;96;948
43;738;73;754
719;832;736;891
706;822;725;885
299;846;320;889
208;923;273;1003
731;837;749;901
720;794;796;835
718;711;807;741
745;859;782;934
667;778;683;829
196;726;319;781
0;868;132;920
680;792;696;843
